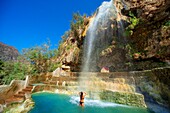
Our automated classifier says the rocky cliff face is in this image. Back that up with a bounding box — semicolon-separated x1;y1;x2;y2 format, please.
134;67;170;108
123;0;170;70
97;0;170;71
54;0;170;72
55;39;82;72
0;42;19;61
52;16;91;72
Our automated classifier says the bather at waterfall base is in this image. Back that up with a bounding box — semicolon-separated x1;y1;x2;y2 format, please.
29;92;154;113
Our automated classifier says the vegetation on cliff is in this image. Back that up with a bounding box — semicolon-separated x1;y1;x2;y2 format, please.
124;0;170;70
51;12;89;71
0;12;88;84
100;90;146;108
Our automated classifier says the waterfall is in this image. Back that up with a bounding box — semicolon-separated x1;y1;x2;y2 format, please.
79;0;126;98
81;0;125;72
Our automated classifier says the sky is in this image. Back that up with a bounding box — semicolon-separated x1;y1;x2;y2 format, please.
0;0;110;53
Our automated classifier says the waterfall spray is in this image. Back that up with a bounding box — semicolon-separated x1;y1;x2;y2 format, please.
79;0;126;99
82;0;125;72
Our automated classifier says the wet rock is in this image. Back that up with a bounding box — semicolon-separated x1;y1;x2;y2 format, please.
135;67;170;107
98;48;126;71
100;90;146;108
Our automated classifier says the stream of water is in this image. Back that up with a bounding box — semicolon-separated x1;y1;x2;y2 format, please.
82;0;118;72
79;0;127;95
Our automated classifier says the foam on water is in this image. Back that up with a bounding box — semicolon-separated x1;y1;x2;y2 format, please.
30;92;153;113
69;96;130;108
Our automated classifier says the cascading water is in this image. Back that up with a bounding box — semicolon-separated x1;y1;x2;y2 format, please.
82;0;125;72
79;0;126;98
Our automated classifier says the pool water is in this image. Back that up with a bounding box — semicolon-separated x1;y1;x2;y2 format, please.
29;92;154;113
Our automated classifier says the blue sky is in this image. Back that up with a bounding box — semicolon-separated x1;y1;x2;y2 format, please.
0;0;109;53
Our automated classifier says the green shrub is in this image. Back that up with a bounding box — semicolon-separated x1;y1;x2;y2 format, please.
125;11;140;36
164;20;170;26
0;61;29;84
62;30;71;42
48;62;62;72
129;11;140;29
70;12;85;39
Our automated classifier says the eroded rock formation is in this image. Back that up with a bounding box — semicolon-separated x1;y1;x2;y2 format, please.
53;0;170;72
123;0;170;70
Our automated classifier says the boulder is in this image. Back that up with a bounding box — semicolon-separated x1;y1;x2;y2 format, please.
53;68;61;77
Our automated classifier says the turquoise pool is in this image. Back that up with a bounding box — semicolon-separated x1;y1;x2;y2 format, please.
29;92;154;113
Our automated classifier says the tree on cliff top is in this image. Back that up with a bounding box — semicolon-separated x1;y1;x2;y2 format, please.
70;12;86;39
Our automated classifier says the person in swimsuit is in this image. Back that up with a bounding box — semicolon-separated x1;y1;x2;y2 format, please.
79;92;86;107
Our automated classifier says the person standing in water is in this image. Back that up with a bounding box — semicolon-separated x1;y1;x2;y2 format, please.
79;92;86;107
